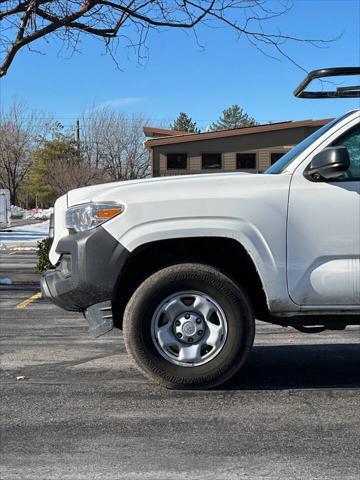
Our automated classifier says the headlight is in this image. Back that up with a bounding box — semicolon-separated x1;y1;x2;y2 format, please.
65;202;125;232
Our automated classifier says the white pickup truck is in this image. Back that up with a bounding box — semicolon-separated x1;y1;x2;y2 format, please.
41;68;360;389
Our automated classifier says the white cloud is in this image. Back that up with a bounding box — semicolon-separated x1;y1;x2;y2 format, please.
98;97;143;108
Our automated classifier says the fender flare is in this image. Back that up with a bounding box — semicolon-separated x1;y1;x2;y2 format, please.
106;216;283;309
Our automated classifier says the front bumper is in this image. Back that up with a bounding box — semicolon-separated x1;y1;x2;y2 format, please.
40;226;130;313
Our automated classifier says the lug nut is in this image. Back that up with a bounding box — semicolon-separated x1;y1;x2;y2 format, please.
176;332;182;338
185;313;190;319
197;330;203;335
196;318;201;324
188;337;193;343
175;320;181;326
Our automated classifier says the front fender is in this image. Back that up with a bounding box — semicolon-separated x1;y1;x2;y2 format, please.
103;215;293;312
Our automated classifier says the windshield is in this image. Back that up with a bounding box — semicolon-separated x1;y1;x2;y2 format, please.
265;114;351;174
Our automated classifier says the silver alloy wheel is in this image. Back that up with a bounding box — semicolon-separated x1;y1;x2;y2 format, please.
151;291;228;367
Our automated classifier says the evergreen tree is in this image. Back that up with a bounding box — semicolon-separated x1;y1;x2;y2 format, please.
210;105;257;131
24;124;79;206
170;112;200;133
24;155;57;206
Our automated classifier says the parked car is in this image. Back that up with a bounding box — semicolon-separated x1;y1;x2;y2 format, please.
41;68;360;389
10;206;25;219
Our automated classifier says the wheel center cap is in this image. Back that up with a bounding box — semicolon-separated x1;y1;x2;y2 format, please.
182;321;196;336
173;312;205;343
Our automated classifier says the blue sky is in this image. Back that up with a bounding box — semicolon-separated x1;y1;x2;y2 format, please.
1;0;359;131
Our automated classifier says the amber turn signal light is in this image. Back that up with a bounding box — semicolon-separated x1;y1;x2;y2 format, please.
96;207;124;219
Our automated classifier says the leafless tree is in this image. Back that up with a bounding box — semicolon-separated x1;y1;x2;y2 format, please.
26;119;108;202
0;101;150;206
0;101;48;204
81;108;150;181
39;142;107;197
0;0;334;77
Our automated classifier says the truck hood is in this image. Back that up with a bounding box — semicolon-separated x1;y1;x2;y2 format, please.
67;172;254;207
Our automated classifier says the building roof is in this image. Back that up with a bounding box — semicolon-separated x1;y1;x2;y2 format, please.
143;126;191;138
144;119;333;148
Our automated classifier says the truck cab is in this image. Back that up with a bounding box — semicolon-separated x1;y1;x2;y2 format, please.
41;68;360;389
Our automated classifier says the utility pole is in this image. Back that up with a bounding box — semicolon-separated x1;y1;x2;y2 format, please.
76;120;80;154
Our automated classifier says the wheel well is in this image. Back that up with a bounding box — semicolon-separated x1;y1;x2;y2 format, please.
112;237;268;328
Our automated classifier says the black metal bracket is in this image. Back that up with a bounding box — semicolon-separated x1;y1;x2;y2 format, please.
294;67;360;98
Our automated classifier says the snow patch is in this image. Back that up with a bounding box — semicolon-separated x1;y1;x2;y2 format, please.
0;242;8;252
10;220;49;233
0;220;49;245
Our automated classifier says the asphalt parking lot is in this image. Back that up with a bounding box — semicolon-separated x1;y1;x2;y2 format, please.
1;251;360;480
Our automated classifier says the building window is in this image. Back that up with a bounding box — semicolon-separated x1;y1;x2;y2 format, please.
271;152;283;165
167;153;187;169
202;153;222;169
236;153;256;170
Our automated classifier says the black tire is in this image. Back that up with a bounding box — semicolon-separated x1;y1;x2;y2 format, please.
123;263;255;389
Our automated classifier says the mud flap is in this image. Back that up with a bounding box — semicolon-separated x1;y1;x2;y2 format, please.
84;301;113;337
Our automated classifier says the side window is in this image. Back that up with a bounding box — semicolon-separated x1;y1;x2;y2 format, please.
167;153;187;170
270;152;283;165
236;153;256;169
332;125;360;179
202;153;222;169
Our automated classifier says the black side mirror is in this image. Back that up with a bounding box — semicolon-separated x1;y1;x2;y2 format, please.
305;146;350;181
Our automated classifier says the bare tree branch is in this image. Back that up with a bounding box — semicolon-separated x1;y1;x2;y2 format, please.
0;0;336;77
81;107;151;181
0;100;49;204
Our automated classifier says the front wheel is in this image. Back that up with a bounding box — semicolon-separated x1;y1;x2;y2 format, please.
123;263;255;389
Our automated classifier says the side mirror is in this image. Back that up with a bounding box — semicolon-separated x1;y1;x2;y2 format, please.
304;146;350;181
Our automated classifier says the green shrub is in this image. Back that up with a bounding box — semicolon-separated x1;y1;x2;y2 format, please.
37;237;52;272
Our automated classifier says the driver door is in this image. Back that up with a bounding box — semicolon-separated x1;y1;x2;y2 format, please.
287;123;360;307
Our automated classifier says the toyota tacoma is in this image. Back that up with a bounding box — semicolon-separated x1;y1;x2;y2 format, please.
41;68;360;389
